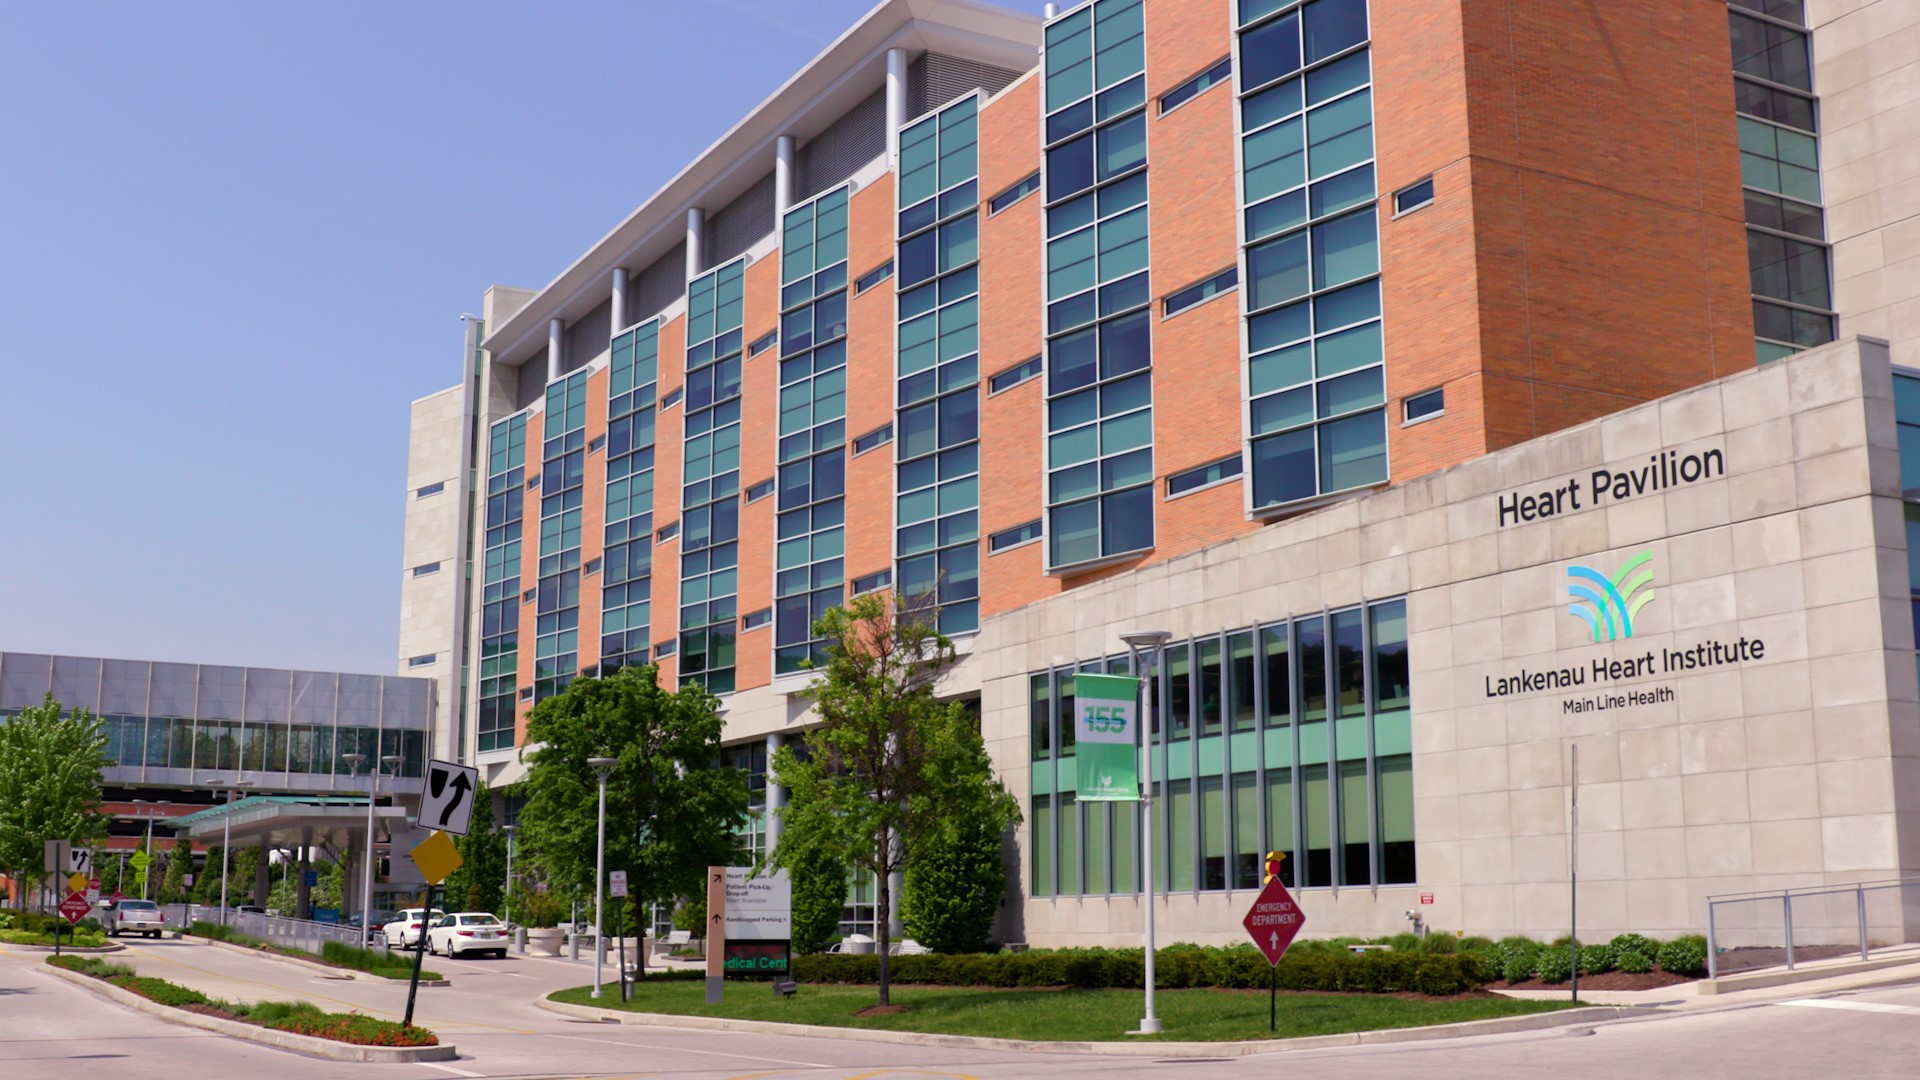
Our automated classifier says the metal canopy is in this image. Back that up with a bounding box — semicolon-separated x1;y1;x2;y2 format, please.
167;795;411;848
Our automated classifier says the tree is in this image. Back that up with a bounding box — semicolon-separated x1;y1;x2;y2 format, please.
0;694;111;910
787;841;848;956
159;834;191;904
444;781;507;913
191;846;224;904
517;665;748;979
771;592;1021;1005
902;808;1008;953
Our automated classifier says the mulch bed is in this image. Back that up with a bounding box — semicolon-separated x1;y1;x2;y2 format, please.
1502;969;1693;992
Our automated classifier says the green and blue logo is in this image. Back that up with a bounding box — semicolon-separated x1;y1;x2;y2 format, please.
1567;552;1655;642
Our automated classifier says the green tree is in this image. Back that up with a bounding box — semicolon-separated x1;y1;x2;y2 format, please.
902;807;1008;953
444;782;507;913
191;846;224;904
518;665;748;979
0;694;111;910
97;852;124;897
159;834;191;904
771;592;1021;1004
787;842;848;956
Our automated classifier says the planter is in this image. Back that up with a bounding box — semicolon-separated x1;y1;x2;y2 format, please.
525;926;564;957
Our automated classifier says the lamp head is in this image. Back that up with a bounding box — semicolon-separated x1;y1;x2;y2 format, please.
341;752;367;773
1119;630;1172;650
588;756;618;780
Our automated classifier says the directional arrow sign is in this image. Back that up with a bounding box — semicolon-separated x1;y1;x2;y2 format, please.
421;758;479;836
1242;875;1305;966
68;847;92;876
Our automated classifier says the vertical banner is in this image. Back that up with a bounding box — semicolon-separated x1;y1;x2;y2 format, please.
1074;673;1141;801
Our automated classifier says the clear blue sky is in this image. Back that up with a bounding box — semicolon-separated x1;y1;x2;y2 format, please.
0;0;1045;675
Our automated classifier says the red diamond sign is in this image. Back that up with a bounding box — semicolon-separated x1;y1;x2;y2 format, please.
1242;876;1305;966
59;891;91;925
110;890;124;904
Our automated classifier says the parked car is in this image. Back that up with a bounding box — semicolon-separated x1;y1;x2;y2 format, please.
235;904;266;915
382;907;446;949
344;910;396;944
426;912;509;959
106;899;165;938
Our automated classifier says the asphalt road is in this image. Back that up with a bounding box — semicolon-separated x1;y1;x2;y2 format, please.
4;936;1920;1080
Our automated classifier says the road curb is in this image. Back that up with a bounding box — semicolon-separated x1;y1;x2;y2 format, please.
535;995;1637;1058
183;934;453;987
11;943;127;953
43;963;458;1062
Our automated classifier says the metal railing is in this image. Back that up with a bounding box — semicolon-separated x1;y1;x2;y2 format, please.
1705;877;1920;979
163;903;384;957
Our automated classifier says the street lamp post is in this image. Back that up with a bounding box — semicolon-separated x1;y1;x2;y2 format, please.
376;753;401;930
219;780;254;924
132;800;167;903
343;753;369;926
589;756;617;1000
1121;629;1171;1036
503;824;518;927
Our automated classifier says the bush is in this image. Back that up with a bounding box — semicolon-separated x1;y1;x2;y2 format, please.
1657;935;1708;977
1616;950;1653;974
901;811;1008;954
1577;944;1615;975
790;944;1490;995
1533;947;1573;984
1486;936;1540;984
243;1001;324;1024
1416;934;1459;955
1455;935;1494;955
1609;933;1658;958
787;844;848;956
264;1011;437;1046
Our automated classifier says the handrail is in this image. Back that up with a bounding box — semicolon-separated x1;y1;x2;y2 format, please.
1705;876;1920;980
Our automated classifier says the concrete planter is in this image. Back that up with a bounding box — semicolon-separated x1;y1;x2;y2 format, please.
525;926;564;957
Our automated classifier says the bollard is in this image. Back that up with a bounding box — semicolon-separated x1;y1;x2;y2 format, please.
516;926;528;955
1783;894;1796;970
1707;901;1719;981
1858;885;1870;962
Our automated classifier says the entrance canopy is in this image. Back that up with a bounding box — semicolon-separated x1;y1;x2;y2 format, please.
168;795;411;848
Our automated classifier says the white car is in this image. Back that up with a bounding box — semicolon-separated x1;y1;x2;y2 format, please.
382;907;446;949
106;899;165;938
425;912;509;959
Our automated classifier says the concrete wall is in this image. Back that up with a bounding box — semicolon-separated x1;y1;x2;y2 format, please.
976;336;1919;946
398;386;464;760
1813;0;1920;368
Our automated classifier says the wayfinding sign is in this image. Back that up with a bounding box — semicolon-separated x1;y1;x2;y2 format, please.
1243;876;1305;966
1073;674;1140;801
722;867;791;940
421;759;479;836
58;892;91;925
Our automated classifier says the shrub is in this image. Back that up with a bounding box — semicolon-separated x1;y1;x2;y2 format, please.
901;810;1008;954
1616;950;1653;974
1533;947;1573;984
791;945;1490;995
1487;936;1540;983
1609;933;1658;958
244;1001;324;1024
786;843;848;956
1578;944;1615;975
264;1012;438;1046
1417;934;1459;955
111;975;214;1007
1657;935;1708;977
1455;935;1494;955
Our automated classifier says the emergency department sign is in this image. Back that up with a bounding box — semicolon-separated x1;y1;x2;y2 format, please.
1073;673;1139;801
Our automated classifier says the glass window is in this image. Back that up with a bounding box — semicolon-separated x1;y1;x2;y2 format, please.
1262;624;1291;726
1748;230;1831;310
1201;776;1227;890
1332;608;1365;717
1301;763;1330;886
1161;57;1232;114
1338;758;1371;885
1240;12;1300;91
1032;795;1054;896
1233;772;1261;889
1265;768;1295;886
1085;801;1109;894
1167;641;1192;739
1378;754;1415;883
1729;11;1811;90
1031;674;1051;760
1168;778;1195;892
1198;637;1224;737
1059;793;1081;895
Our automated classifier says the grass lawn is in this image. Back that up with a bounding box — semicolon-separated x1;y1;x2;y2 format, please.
549;981;1577;1042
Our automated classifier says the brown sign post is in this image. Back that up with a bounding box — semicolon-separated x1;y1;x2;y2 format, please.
705;865;726;1004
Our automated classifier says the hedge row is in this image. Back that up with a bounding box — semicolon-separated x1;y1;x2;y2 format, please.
793;945;1490;995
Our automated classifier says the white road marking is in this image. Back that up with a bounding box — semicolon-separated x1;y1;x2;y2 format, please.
418;1064;486;1078
546;1033;831;1068
1777;998;1920;1016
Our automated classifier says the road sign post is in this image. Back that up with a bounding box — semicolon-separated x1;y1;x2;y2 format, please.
1242;876;1306;1032
403;831;463;1029
609;871;629;1002
705;866;726;1005
421;759;480;836
57;892;91;957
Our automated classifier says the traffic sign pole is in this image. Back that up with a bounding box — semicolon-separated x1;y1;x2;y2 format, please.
402;884;436;1029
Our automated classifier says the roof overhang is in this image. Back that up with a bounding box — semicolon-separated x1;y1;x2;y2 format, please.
169;795;412;847
480;0;1041;370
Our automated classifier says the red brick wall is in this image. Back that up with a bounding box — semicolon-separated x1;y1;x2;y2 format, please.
845;174;899;592
977;75;1056;619
736;253;782;693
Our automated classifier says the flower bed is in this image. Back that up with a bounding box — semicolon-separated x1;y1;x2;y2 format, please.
47;955;437;1047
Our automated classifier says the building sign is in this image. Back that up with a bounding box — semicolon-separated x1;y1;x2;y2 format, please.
722;939;791;976
721;867;790;940
1496;448;1726;528
1567;552;1655;642
1073;673;1140;801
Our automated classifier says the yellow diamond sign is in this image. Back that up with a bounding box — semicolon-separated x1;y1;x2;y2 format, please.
68;872;88;893
410;830;463;886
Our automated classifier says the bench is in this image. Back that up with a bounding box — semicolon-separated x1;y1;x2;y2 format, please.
1348;944;1392;954
890;939;932;956
652;929;693;958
